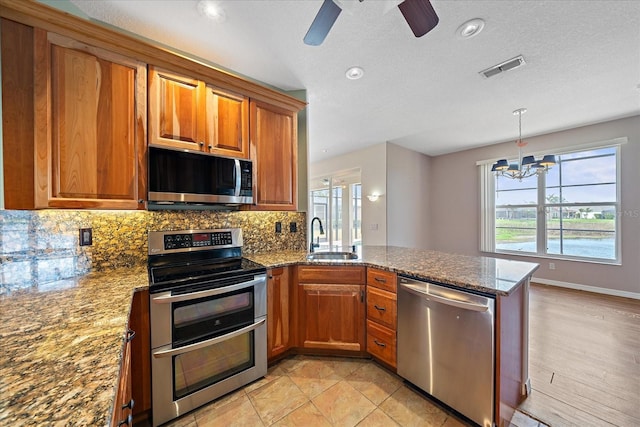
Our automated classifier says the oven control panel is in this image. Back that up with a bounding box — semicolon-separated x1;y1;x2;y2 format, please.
148;229;241;254
163;231;233;250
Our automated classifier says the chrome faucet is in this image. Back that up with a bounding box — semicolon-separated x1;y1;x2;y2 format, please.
309;217;325;253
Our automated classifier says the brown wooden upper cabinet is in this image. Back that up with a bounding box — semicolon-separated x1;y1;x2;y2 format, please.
248;100;298;211
148;66;249;158
33;30;147;209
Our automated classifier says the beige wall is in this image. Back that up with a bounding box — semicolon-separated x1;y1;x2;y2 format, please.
387;143;431;249
310;143;388;245
429;115;640;295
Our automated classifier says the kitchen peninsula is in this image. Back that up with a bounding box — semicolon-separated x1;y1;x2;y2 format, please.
0;245;538;426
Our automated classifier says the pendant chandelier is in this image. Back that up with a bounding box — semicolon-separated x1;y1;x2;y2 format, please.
491;108;556;180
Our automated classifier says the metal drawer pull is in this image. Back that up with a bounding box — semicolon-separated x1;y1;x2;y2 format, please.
374;277;387;283
118;414;132;426
126;329;136;342
374;340;387;348
121;399;134;411
374;304;386;312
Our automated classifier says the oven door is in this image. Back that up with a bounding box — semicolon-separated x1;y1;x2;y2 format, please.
150;274;267;349
150;274;267;426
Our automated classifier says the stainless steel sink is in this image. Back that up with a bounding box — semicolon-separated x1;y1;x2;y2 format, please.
306;252;358;261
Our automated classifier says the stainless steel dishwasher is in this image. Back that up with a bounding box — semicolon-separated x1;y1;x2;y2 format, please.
397;276;495;427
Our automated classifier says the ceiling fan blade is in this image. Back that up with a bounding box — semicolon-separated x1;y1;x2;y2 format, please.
304;0;342;46
398;0;439;38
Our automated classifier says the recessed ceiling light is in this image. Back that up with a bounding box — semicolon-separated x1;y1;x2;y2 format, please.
457;18;484;39
345;66;364;80
197;0;226;22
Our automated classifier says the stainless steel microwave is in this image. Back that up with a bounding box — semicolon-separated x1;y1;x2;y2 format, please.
148;145;253;207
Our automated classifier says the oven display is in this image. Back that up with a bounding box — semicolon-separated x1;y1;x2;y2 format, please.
192;233;211;247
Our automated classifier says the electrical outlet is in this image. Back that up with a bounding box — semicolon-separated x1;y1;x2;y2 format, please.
275;222;282;233
79;228;93;246
289;222;297;233
549;262;555;270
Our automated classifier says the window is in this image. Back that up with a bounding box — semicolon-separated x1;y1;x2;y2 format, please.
481;142;622;263
309;171;361;250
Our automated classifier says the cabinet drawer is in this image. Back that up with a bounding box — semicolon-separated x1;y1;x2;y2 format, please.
298;266;365;284
366;268;397;293
366;320;397;368
366;286;397;330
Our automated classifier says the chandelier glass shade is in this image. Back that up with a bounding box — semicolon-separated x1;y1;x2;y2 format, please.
491;108;556;180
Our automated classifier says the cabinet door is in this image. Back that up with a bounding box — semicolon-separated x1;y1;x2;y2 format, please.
148;66;204;151
249;100;298;211
111;331;133;427
34;31;146;209
299;283;365;352
267;267;291;360
204;85;249;158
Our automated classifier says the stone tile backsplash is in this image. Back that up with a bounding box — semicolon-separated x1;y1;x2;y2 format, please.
0;209;306;294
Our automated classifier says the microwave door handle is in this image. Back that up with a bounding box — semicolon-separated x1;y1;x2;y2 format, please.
152;318;266;358
234;159;241;196
152;275;266;304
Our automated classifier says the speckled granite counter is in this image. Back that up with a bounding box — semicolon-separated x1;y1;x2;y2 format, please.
0;266;148;426
0;245;537;426
247;245;539;295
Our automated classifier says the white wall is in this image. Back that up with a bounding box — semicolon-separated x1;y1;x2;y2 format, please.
387;143;431;249
310;143;387;245
429;115;640;295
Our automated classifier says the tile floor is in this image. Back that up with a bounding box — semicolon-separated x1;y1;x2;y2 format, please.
160;355;543;427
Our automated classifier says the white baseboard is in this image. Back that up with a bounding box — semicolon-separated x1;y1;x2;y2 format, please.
532;277;640;300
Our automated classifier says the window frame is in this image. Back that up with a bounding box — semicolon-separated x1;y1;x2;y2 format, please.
479;138;625;265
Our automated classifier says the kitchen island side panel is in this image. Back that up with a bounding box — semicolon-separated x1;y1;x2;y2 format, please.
496;279;529;426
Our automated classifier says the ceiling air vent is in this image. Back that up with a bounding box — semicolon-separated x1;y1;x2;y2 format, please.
479;55;526;78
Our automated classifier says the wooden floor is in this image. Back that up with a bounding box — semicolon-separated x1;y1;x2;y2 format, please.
519;284;640;427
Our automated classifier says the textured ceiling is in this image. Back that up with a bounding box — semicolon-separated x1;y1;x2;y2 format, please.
64;0;640;162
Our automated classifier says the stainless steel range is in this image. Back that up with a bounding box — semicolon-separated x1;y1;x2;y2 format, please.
147;228;267;427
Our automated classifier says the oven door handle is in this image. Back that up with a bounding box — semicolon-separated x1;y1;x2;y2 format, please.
151;275;266;304
152;317;266;358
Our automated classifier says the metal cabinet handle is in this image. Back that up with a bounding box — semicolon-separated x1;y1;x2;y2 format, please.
153;318;265;358
374;304;386;312
399;282;490;312
126;329;135;342
360;290;365;303
199;141;205;147
374;277;387;283
118;414;132;426
208;144;213;150
121;399;134;411
152;275;265;304
374;340;386;348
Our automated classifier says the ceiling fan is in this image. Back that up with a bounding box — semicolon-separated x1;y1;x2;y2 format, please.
303;0;439;46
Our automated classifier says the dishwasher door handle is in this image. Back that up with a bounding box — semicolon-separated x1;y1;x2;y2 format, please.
400;282;490;312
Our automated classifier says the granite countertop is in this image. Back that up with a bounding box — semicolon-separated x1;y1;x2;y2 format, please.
0;245;537;426
0;266;148;426
247;245;539;296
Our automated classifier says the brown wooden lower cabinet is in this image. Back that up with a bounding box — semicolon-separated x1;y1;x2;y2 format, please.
299;283;365;351
267;266;292;360
296;266;366;353
366;319;397;367
111;329;133;426
111;289;151;426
